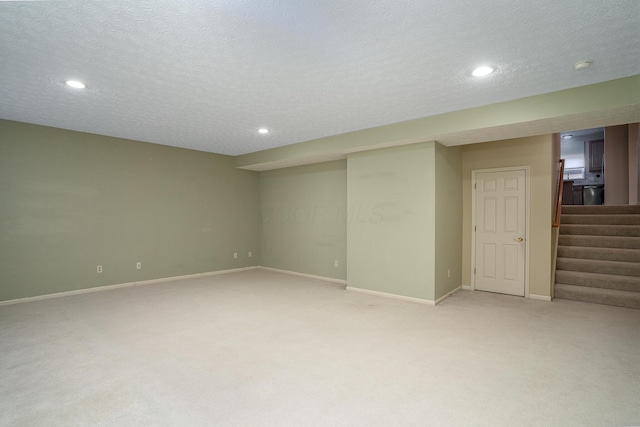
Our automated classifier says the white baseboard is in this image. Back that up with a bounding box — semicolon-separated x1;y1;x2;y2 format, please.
435;286;461;305
346;286;435;305
528;294;552;302
462;285;473;291
0;266;259;306
258;266;347;285
134;266;258;286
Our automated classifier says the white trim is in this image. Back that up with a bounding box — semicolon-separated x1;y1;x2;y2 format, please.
528;294;552;302
435;286;461;305
258;266;347;285
0;266;259;306
133;267;258;286
462;285;473;290
471;166;530;297
0;282;137;306
346;286;435;305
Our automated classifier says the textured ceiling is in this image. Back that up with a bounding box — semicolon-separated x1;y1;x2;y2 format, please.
1;0;638;156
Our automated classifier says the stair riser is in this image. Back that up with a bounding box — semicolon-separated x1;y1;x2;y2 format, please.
558;235;640;249
556;258;640;277
554;271;640;292
555;287;640;309
557;247;640;263
561;215;640;225
560;225;640;237
555;206;640;309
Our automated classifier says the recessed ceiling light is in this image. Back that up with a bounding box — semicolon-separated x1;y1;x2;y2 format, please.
258;128;270;134
562;134;573;139
471;66;494;77
574;60;592;71
65;80;86;89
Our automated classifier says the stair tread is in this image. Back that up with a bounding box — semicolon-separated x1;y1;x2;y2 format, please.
557;257;640;267
556;257;640;277
554;270;640;292
555;270;640;281
561;223;640;227
558;235;640;249
560;234;640;239
561;214;640;225
561;205;640;215
554;284;640;309
555;206;640;309
557;246;640;254
557;246;640;262
559;224;640;237
556;283;640;297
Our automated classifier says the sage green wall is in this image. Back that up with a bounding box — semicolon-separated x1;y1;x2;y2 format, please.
236;76;640;171
434;144;462;300
0;119;259;302
347;143;436;300
461;135;553;298
259;161;347;279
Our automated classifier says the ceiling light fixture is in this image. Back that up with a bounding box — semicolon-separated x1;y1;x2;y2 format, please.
471;66;494;77
257;128;270;134
574;60;592;71
65;80;86;89
562;134;573;139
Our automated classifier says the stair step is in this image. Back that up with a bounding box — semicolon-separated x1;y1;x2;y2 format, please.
556;258;640;277
559;224;640;237
557;246;640;263
561;205;640;215
558;235;640;249
554;284;640;309
554;270;640;292
561;214;640;225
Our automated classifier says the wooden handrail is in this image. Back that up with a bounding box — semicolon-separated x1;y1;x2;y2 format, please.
552;159;565;228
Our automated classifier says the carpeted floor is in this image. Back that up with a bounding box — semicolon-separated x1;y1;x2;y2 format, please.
1;269;639;426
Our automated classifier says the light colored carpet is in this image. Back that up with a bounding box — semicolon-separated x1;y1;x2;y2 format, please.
1;269;639;426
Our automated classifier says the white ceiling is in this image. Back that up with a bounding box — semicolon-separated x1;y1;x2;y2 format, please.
0;0;638;156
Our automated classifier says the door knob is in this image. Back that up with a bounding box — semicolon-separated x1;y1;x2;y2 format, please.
514;237;524;242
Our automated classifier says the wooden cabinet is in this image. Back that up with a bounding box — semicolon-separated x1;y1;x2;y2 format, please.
562;180;574;205
572;185;583;205
589;139;604;172
562;180;584;205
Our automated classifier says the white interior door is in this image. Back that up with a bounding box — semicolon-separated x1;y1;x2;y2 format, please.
474;169;526;296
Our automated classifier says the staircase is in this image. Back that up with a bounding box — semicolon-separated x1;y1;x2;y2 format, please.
554;205;640;309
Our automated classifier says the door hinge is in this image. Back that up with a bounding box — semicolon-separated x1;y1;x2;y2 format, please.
474;183;477;189
474;225;476;232
474;268;476;274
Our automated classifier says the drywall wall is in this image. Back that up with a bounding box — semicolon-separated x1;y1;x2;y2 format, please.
605;125;629;205
347;143;436;301
259;160;347;279
235;76;640;171
434;144;462;300
461;135;553;298
0;119;259;302
629;123;639;205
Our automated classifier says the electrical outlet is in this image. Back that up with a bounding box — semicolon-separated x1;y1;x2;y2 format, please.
97;265;103;273
448;269;451;278
136;262;142;270
234;252;238;259
248;251;252;258
334;260;339;267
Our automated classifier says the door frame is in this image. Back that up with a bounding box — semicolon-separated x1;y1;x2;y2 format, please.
471;166;531;298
